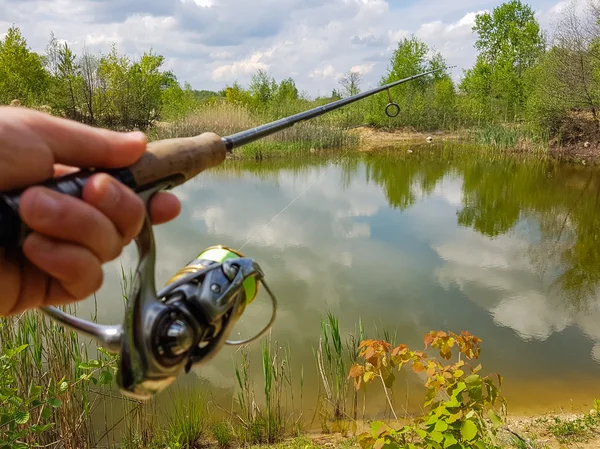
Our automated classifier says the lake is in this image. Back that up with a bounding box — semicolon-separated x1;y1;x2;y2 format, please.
81;142;600;429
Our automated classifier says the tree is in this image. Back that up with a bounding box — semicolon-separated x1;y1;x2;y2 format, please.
274;77;299;102
339;70;362;97
363;35;455;129
461;0;546;119
249;69;276;104
0;26;49;105
526;0;600;131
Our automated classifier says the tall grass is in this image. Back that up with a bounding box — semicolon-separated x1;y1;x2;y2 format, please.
472;123;550;151
0;303;117;449
233;333;301;445
145;101;359;160
164;387;210;448
314;313;351;434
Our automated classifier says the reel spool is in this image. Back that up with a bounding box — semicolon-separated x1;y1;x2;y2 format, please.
41;183;277;401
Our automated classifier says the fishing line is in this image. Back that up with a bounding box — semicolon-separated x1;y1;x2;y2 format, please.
237;148;353;252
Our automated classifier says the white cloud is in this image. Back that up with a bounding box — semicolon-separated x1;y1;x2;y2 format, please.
212;51;270;80
350;63;374;74
0;0;570;97
309;65;342;79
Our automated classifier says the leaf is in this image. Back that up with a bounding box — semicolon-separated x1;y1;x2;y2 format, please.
14;411;30;425
424;334;434;347
373;438;385;449
446;411;462;424
349;364;364;378
41;406;52;420
48;397;62;408
488;409;503;428
383;372;395;388
443;434;458;448
445;396;460;408
426;414;439;426
364;371;376;383
6;344;28;358
358;435;375;449
434;420;449;432
28;385;42;399
99;370;113;385
430;431;444;443
412;360;425;373
59;381;69;393
31;423;55;433
464;374;481;386
414;428;427;439
460;420;477;441
371;421;387;438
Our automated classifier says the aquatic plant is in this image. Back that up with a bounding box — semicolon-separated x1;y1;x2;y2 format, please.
350;330;507;449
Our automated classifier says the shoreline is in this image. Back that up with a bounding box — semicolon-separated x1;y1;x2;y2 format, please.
347;125;600;165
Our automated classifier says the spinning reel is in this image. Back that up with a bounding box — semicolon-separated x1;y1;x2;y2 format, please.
42;183;277;401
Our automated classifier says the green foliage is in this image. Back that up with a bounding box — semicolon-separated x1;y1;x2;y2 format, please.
461;0;546;121
361;35;458;131
543;400;600;444
0;314;117;449
350;331;506;449
0;26;49;105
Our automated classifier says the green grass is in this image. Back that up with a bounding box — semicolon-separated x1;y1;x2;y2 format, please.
163;386;210;449
211;421;236;449
544;412;600;444
472;123;550;151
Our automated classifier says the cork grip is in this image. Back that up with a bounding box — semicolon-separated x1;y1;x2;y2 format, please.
129;132;227;188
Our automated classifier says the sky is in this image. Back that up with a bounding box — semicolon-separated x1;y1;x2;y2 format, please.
0;0;583;98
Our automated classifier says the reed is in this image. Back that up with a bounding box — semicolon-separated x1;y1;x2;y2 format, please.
314;313;351;434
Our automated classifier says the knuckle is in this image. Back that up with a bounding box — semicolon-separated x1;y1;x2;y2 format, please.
105;239;124;262
68;260;104;299
121;195;146;240
20;187;62;228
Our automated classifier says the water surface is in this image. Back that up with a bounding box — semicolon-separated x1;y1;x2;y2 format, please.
85;144;600;423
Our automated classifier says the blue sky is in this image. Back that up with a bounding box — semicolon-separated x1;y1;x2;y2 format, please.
0;0;584;98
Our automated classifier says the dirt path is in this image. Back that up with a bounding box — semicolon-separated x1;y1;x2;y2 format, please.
346;126;465;150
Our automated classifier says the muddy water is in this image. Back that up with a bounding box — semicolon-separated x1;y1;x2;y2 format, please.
82;144;600;433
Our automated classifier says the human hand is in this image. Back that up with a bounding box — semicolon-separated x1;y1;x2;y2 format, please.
0;106;181;316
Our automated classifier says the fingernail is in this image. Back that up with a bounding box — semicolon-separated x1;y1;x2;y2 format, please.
100;178;120;207
34;189;60;215
125;131;147;144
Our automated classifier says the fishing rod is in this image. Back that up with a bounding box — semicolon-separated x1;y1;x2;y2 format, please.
0;66;449;401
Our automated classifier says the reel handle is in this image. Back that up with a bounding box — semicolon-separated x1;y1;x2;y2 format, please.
0;132;227;248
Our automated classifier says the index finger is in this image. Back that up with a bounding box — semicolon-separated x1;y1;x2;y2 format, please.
1;107;148;169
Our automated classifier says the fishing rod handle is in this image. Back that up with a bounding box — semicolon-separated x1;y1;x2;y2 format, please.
0;132;227;248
